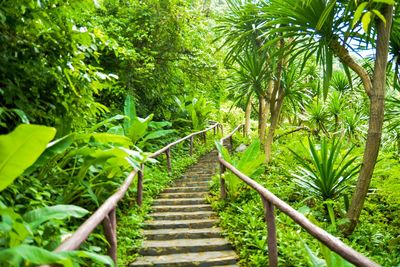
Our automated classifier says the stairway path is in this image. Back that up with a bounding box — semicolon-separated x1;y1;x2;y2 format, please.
131;151;239;267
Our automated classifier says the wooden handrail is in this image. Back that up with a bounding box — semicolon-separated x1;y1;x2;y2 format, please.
150;124;219;158
52;122;220;264
217;126;380;267
218;124;244;199
220;123;244;146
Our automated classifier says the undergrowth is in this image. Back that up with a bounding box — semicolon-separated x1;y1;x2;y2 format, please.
209;132;400;267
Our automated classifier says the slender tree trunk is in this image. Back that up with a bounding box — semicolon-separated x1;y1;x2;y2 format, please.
258;93;267;143
345;5;393;235
265;38;285;162
244;96;252;137
265;90;285;162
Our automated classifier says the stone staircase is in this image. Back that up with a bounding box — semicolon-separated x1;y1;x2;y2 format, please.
131;151;239;267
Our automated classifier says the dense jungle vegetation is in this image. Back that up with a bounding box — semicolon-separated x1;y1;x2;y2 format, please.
0;0;399;266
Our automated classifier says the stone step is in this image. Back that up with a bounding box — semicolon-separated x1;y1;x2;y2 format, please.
153;198;207;205
131;151;239;266
159;192;207;199
140;238;232;256
130;250;238;266
184;172;214;176
173;181;209;187
176;179;210;185
152;204;212;212
163;186;209;193
144;219;218;230
143;227;222;240
150;211;215;220
180;176;211;181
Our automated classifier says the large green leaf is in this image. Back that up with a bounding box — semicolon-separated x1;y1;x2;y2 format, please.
123;95;137;134
236;139;265;176
76;133;133;147
0;207;31;247
61;250;114;267
23;205;89;229
89;114;125;132
77;147;129;178
126;114;154;144
215;141;232;162
0;245;73;266
0;124;56;192
138;129;176;148
303;242;326;267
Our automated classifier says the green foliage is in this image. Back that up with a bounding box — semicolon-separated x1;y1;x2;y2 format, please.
122;95;153;144
23;205;89;230
290;138;360;201
0;124;56;191
0;245;114;267
0;0;118;133
173;95;214;131
303;99;330;136
342;110;366;141
385;96;400;133
216;139;265;199
330;71;351;92
352;0;395;33
0;201;112;266
303;242;354;267
210;131;400;266
106;95;175;149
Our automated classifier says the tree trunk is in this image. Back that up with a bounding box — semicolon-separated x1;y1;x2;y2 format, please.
345;5;393;235
258;93;267;143
265;90;284;163
265;38;285;162
244;96;252;137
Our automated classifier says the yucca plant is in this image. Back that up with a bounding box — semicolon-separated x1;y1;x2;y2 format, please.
342;110;366;142
330;71;351;93
289;138;360;201
304;99;330;136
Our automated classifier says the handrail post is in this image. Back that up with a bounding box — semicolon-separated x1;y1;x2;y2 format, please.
229;136;233;152
202;132;206;143
189;136;194;156
102;208;117;264
137;164;144;207
262;196;278;267
220;162;227;199
213;126;216;135
165;148;171;175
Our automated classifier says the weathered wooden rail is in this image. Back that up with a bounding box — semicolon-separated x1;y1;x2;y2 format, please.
52;123;221;265
218;124;380;267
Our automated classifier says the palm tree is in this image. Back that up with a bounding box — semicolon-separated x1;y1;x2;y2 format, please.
227;49;271;137
215;0;272;142
260;0;395;234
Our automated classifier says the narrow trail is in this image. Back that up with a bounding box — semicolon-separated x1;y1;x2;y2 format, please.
131;151;239;266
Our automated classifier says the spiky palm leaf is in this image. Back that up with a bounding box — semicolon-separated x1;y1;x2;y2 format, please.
290;138;360;200
214;0;267;63
260;0;359;98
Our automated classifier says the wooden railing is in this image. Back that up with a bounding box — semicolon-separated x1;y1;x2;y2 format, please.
218;125;380;267
52;122;221;264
